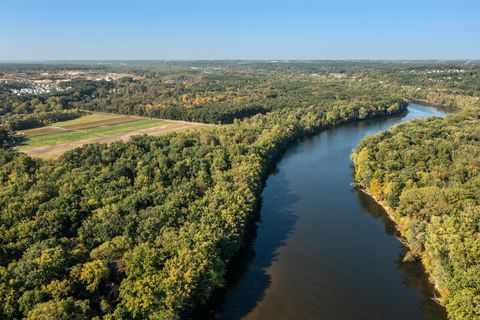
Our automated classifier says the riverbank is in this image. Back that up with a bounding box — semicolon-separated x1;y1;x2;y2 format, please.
351;110;480;319
353;182;443;304
211;103;448;320
407;98;458;112
197;101;410;318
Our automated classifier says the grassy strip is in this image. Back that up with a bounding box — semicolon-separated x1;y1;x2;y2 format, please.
17;119;167;150
52;113;126;126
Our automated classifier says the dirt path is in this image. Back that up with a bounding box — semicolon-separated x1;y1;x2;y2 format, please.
23;121;213;159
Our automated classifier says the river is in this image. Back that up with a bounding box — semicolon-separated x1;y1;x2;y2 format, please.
213;103;449;320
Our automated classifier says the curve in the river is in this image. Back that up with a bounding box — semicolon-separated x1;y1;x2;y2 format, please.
213;103;449;320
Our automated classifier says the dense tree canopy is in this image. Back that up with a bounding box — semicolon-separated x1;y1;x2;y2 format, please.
1;61;479;319
0;128;15;147
2;61;478;130
0;96;405;319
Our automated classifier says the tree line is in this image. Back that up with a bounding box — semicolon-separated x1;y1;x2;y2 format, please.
2;62;478;131
0;96;406;319
352;110;480;320
1;61;479;319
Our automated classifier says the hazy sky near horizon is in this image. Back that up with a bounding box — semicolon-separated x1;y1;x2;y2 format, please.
1;0;479;60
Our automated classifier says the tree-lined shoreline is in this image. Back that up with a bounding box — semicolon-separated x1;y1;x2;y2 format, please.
352;111;480;319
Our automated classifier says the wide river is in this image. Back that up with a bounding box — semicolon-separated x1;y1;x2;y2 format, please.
213;103;449;320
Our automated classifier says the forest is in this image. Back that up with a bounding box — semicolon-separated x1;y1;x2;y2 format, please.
0;61;479;319
352;110;480;320
2;61;479;129
0;90;405;318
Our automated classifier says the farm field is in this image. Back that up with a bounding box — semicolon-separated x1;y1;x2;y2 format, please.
16;112;211;159
21;113;141;137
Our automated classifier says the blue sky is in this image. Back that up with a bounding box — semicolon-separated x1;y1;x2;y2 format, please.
1;0;479;60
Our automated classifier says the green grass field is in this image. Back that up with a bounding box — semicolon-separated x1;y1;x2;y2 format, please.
52;113;125;126
17;118;167;150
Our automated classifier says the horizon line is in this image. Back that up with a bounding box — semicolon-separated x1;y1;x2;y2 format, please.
1;58;480;64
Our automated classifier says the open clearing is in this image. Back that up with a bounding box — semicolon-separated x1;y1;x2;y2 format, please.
21;113;141;137
16;113;212;159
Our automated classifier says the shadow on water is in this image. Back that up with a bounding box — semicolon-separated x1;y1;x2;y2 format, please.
355;189;398;237
205;164;300;319
206;103;450;320
355;190;447;320
396;258;447;319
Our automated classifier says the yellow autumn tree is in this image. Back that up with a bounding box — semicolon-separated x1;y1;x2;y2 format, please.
80;260;109;293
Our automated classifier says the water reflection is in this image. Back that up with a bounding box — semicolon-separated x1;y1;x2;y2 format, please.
212;104;449;320
356;190;446;319
213;165;300;319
